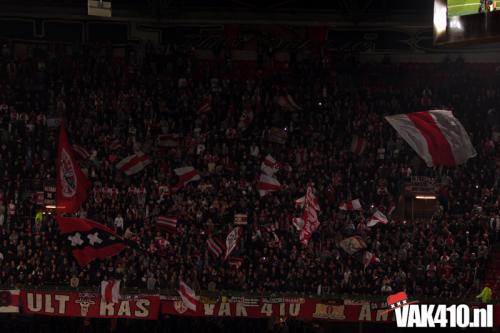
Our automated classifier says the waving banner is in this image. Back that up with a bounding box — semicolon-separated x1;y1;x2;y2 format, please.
56;124;90;213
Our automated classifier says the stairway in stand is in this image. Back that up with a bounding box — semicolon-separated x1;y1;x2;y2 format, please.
485;247;500;297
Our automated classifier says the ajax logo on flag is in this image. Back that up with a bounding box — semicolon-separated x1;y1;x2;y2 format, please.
385;292;493;328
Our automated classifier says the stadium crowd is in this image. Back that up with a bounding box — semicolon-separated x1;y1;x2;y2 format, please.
0;41;499;301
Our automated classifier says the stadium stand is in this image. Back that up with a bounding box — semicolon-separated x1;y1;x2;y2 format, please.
0;39;499;331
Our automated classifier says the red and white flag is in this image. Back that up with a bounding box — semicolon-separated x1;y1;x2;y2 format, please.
116;152;151;175
260;154;280;176
72;144;90;160
157;216;177;233
234;214;248;225
291;217;304;231
367;210;388;227
207;236;225;258
224;227;242;260
385;110;477;167
56;217;127;267
56;124;91;214
351;136;367;155
276;95;302;111
363;251;380;269
174;167;201;189
228;257;243;269
178;281;199;312
295;195;320;210
257;174;281;197
339;199;362;211
0;290;20;313
101;280;121;303
299;186;320;246
109;139;122;151
197;96;212;113
158;134;180;147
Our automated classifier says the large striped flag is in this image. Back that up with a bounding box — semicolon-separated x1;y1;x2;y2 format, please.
156;216;177;233
178;281;199;312
207;236;225;258
385;110;476;167
116;152;151;175
257;174;281;197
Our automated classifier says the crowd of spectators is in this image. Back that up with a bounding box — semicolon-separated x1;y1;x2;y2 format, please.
0;41;499;300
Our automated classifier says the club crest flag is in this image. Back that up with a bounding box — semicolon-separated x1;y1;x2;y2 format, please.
224;227;243;260
56;124;91;213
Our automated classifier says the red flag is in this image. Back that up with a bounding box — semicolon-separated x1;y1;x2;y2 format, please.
156;216;177;233
157;134;180;148
173;167;201;190
228;257;243;269
116;152;151;175
351;136;367;155
56;124;91;214
0;290;20;313
101;280;121;303
363;251;380;269
257;174;281;197
260;154;280;176
56;216;126;267
367;210;389;227
178;281;198;311
299;185;320;246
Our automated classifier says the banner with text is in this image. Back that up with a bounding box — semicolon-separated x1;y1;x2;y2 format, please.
161;296;396;322
21;291;160;320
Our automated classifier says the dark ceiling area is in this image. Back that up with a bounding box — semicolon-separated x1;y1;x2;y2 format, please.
0;0;435;24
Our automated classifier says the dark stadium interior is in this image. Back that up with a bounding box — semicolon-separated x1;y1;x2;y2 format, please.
0;0;499;332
